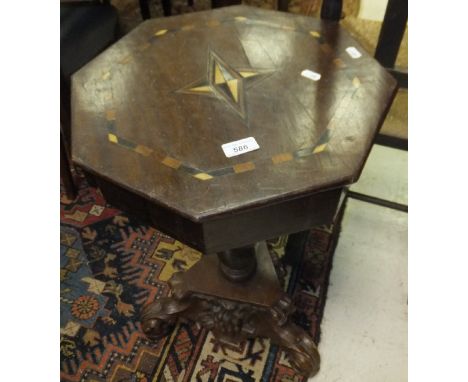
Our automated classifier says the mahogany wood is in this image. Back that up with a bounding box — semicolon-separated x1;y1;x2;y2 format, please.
217;245;257;282
72;5;397;224
141;242;321;376
71;6;397;377
179;242;280;307
89;173;343;253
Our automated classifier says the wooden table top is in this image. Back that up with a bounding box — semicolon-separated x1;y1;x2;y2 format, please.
71;5;397;222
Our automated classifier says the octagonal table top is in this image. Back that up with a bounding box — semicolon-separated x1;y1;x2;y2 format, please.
71;5;397;222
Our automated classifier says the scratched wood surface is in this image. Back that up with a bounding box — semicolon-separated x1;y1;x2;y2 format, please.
71;5;397;222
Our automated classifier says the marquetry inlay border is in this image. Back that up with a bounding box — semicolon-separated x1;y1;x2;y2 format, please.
97;16;364;181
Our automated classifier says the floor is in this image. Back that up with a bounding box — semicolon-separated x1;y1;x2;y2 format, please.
311;144;408;381
351;145;408;205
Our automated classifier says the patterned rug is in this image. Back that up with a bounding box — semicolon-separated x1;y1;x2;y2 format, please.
60;174;344;382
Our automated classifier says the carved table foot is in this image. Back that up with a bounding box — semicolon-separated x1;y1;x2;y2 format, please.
260;296;320;376
140;272;191;340
140;242;320;377
140;298;188;340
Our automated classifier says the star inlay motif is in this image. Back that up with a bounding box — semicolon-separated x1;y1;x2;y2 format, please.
177;50;275;119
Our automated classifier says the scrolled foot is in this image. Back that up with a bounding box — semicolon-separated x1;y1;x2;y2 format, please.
263;295;321;377
286;333;320;377
141;315;174;340
267;320;320;377
140;296;191;340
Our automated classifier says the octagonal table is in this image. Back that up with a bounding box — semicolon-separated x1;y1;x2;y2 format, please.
71;5;397;377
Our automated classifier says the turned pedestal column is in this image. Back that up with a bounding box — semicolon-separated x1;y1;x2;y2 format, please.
140;242;321;376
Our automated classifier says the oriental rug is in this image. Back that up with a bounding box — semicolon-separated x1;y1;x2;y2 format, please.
60;175;344;382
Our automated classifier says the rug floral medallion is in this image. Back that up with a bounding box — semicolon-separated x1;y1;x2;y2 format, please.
60;177;342;382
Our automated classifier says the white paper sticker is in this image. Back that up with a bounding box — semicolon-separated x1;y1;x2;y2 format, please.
221;137;260;158
301;69;321;81
346;46;362;59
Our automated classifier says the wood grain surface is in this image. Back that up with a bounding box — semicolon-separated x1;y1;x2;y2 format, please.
71;5;397;223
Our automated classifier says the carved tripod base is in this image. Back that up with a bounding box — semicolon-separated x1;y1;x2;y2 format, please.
140;242;320;377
